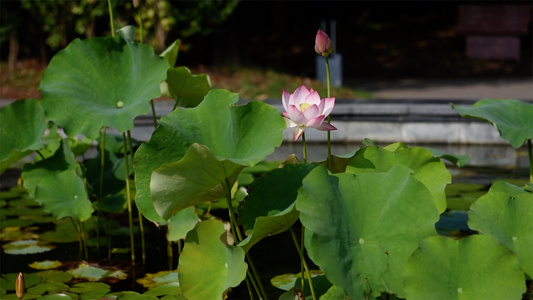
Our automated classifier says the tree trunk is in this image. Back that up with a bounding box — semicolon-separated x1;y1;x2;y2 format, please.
8;31;19;73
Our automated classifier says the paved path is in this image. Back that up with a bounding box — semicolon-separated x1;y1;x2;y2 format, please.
347;77;533;100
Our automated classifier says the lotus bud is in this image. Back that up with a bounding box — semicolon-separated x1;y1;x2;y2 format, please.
314;29;334;57
132;0;141;8
16;272;24;299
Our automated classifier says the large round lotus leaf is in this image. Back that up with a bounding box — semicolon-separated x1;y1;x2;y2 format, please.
404;235;525;299
238;163;317;252
451;99;533;148
468;190;533;277
134;89;285;222
0;99;47;162
40;36;169;139
347;145;450;213
179;220;247;300
296;165;439;298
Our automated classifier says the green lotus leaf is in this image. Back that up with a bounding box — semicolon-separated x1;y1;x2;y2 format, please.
238;202;299;253
31;261;65;271
104;291;142;299
0;99;48;172
179;220;247;300
404;235;526;299
37;294;74;300
424;146;470;167
0;219;34;229
0;226;38;241
167;207;199;241
165;67;211;108
468;189;533;277
68;263;108;281
27;282;70;295
136;271;179;289
32;168;92;221
321;285;347;299
270;270;325;291
238;163;317;252
40;35;170;139
68;282;110;299
451;99;533;148
0;273;42;291
134;89;285;221
33;270;72;285
151;143;243;219
143;282;183;297
22;140;93;221
0;99;47;160
22;139;77;197
160;39;180;67
347;145;450;213
488;180;528;195
69;281;110;293
296;165;439;298
115;294;159;300
2;239;55;254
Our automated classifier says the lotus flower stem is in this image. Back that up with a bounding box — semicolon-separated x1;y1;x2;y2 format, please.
138;209;146;266
36;150;45;161
70;217;83;257
127;130;146;266
244;277;254;300
325;56;332;168
302;132;307;164
527;140;533;184
150;100;158;128
123;132;136;265
167;240;173;270
224;178;267;299
136;3;158;129
97;126;107;258
107;0;115;37
80;220;89;260
289;227;317;300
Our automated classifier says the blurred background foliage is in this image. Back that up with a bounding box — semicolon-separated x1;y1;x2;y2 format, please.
2;1;531;79
0;0;239;68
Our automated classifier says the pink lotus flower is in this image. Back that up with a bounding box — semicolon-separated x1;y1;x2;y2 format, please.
282;85;336;141
315;29;334;57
